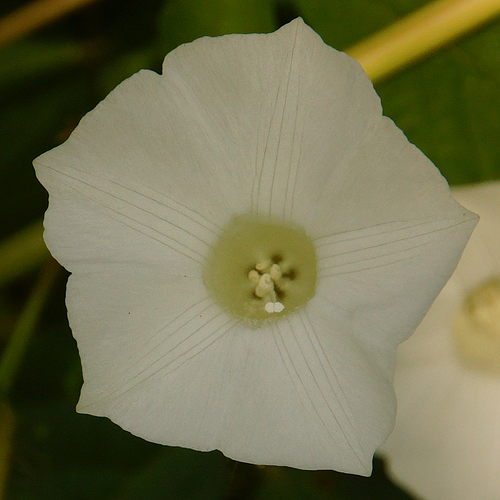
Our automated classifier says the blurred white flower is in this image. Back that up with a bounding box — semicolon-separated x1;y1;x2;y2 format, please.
380;181;500;499
33;19;476;475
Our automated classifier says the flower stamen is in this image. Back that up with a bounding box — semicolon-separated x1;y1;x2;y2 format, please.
203;215;317;326
248;261;290;314
255;273;274;298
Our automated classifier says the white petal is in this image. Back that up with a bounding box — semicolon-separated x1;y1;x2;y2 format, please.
450;181;500;290
34;18;378;270
296;115;473;236
381;325;500;500
380;181;500;500
156;18;383;222
73;268;381;473
36;163;216;275
68;269;217;408
35;17;474;275
315;209;477;353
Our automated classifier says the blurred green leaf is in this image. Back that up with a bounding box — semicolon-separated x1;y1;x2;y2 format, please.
0;40;84;93
294;0;404;49
0;75;89;238
0;39;92;236
0;221;48;288
293;0;500;185
256;467;342;500
157;0;277;51
7;402;156;500
0;259;58;397
378;23;500;185
115;448;230;500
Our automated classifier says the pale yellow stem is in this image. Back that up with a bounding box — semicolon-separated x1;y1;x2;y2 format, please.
347;0;500;82
0;0;101;50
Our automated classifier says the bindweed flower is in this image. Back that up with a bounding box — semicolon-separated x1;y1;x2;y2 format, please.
34;19;477;475
379;181;500;498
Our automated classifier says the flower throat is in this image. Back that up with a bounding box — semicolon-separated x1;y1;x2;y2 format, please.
203;216;317;326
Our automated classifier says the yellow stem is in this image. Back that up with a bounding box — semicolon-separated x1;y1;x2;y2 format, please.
0;0;101;50
347;0;500;82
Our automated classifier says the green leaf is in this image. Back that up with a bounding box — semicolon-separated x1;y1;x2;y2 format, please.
292;0;500;185
293;0;411;49
0;75;88;238
114;448;230;500
157;0;277;53
377;22;500;185
0;40;83;93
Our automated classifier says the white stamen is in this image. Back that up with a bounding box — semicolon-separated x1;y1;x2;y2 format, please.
248;269;260;283
255;260;270;272
255;273;274;298
247;260;289;314
264;302;275;313
269;263;282;281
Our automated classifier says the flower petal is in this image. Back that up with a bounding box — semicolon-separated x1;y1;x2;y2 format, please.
69;269;219;408
36;18;373;270
295;115;473;236
448;181;500;290
379;182;500;500
73;265;388;474
381;319;500;500
315;209;477;352
269;301;397;474
36;162;218;275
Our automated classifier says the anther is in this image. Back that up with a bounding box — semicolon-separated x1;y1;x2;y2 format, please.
255;260;270;272
255;273;274;298
269;263;282;281
248;269;260;283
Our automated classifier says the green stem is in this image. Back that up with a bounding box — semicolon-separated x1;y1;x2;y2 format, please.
0;258;59;397
347;0;500;82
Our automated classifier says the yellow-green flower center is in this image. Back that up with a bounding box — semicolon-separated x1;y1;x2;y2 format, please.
203;215;317;326
453;277;500;374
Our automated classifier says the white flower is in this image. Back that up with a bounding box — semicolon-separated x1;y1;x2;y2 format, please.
33;19;476;475
380;181;500;499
